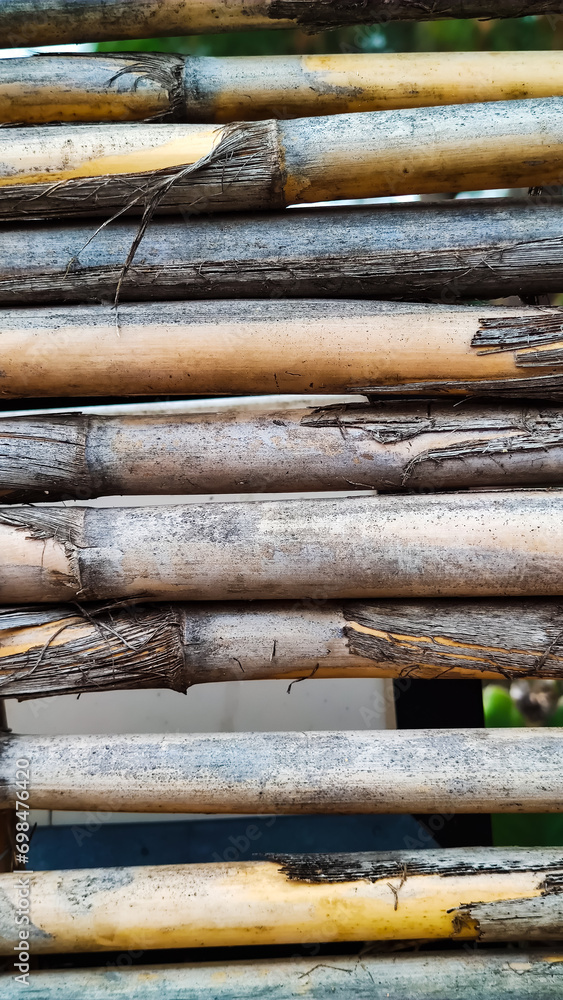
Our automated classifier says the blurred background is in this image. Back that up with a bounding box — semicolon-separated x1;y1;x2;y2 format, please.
93;15;563;57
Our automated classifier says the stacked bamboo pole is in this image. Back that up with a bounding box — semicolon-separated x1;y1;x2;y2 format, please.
0;850;562;951
0;398;563;503
1;491;562;603
2;952;562;1000
0;300;563;400
0;730;561;813
2;597;563;699
4;51;563;124
2;200;563;307
4;398;563;500
0;99;562;222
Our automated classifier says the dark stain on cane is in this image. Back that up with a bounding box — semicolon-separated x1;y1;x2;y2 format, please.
266;0;558;29
267;851;563;884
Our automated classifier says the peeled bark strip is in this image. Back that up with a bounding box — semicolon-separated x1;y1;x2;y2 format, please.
6;51;563;124
3;597;563;701
0;1;561;47
0;119;284;222
2;301;563;399
0;850;562;952
1;492;563;603
3;198;563;308
1;729;562;813
2;100;563;221
1;952;562;1000
5;399;563;500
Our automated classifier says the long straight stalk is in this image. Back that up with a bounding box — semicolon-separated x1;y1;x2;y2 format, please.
1;301;563;399
0;491;562;603
2;597;563;700
1;100;563;221
0;730;561;814
2;399;563;500
5;52;563;124
0;850;561;951
1;952;562;1000
0;1;560;47
0;704;12;874
2;198;563;309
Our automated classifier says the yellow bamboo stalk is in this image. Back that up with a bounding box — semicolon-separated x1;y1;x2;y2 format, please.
4;52;563;124
0;301;563;399
0;851;561;952
1;98;562;221
0;54;182;125
0;2;559;48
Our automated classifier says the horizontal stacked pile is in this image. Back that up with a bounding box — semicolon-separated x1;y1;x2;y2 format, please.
0;2;562;996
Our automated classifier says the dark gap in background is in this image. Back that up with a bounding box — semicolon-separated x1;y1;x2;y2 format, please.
394;679;492;848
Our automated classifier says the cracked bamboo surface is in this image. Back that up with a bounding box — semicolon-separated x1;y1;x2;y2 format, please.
3;399;563;500
3;198;563;308
1;730;562;813
1;492;563;603
1;99;563;221
3;598;563;700
5;52;563;124
2;301;563;399
0;1;560;47
0;850;562;951
2;952;563;999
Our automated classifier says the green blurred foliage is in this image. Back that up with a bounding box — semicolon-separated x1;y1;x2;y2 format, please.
96;15;561;56
550;698;563;726
490;812;563;848
482;685;526;729
483;685;563;848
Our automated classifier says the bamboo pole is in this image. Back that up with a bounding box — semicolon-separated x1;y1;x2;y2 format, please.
0;849;562;952
4;399;563;500
1;491;562;603
0;53;184;126
3;596;563;700
2;301;563;399
3;197;563;309
2;952;562;1000
6;52;563;124
0;705;13;875
1;730;562;814
2;99;563;221
0;1;560;48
